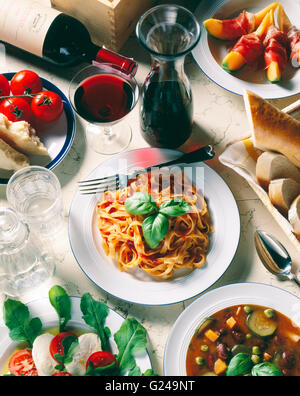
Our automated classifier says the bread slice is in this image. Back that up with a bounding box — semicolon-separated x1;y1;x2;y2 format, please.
289;195;300;238
256;152;300;190
0;137;29;171
244;90;300;167
269;178;300;216
0;113;48;156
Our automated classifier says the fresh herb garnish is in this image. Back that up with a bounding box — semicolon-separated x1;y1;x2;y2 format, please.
142;213;169;250
114;317;148;374
251;362;284;377
226;353;253;377
49;286;71;332
125;192;157;215
226;353;283;377
80;293;111;352
125;193;191;249
3;300;42;348
54;336;78;372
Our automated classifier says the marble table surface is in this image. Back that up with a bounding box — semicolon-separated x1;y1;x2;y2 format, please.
0;0;299;376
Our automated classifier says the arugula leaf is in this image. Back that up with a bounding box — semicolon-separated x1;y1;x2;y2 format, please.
159;199;191;217
142;213;169;249
226;353;253;377
252;362;283;377
3;300;42;348
125;193;157;215
49;286;71;332
80;293;110;352
114;318;147;374
54;336;78;371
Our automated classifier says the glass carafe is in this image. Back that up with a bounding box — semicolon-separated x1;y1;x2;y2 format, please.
0;208;55;297
136;5;201;149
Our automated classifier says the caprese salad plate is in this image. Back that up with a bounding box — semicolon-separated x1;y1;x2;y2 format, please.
0;286;153;376
0;72;76;185
193;0;300;99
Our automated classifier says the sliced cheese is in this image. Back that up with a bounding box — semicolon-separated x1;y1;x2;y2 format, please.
0;113;48;156
0;138;29;171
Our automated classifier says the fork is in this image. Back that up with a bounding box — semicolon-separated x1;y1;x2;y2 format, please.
78;145;215;195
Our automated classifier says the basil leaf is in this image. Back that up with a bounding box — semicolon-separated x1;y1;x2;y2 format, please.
252;363;283;377
114;318;148;374
159;200;191;217
49;286;71;333
125;193;157;215
142;213;169;249
81;293;110;352
3;300;42;348
226;353;253;377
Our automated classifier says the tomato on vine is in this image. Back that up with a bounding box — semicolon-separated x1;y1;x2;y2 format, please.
0;97;32;122
31;91;63;123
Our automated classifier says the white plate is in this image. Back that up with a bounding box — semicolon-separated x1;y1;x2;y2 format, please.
0;73;76;184
164;282;300;376
193;0;300;99
0;296;152;375
68;148;240;306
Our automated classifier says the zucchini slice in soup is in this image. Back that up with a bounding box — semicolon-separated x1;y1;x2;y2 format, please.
247;310;277;338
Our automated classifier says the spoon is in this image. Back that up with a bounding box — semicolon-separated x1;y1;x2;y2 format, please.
255;230;300;288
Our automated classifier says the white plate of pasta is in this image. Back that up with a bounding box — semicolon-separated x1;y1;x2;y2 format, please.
68;148;240;306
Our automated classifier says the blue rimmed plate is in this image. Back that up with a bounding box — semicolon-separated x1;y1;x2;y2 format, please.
68;147;240;306
193;0;300;99
164;282;300;375
0;73;76;185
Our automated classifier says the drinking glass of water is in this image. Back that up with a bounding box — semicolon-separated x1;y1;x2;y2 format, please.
6;166;64;237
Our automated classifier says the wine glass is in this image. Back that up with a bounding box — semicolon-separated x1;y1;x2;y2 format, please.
69;63;140;155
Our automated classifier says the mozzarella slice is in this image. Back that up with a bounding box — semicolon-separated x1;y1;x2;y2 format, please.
65;333;100;376
32;334;57;377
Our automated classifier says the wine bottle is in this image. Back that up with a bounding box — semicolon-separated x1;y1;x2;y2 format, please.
0;0;137;76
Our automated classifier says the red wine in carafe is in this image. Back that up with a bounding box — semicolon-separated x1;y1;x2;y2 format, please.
74;74;135;123
141;79;193;149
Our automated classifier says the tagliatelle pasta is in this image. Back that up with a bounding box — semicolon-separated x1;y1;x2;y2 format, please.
96;170;212;280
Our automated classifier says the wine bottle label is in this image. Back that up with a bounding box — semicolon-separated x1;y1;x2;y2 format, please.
0;0;61;57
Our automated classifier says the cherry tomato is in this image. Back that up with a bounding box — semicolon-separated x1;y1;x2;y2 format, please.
0;97;32;122
50;332;77;362
86;351;118;370
31;91;63;123
8;349;38;377
52;372;73;376
0;74;10;99
11;70;43;101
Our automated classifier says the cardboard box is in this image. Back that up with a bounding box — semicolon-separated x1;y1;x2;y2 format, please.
51;0;156;51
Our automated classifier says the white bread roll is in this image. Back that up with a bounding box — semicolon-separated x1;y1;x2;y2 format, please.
289;195;300;238
269;178;300;216
256;152;300;190
244;90;300;167
0;113;48;156
0;138;29;171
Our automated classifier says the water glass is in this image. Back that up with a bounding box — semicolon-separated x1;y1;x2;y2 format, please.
0;207;55;297
6;166;64;237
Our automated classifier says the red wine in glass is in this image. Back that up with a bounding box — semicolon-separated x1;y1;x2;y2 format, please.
74;74;135;123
